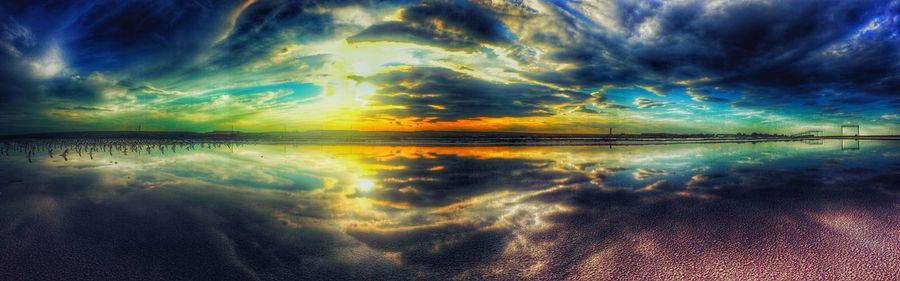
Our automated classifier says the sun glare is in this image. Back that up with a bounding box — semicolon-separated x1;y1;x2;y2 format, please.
356;179;376;192
350;61;376;76
354;82;377;101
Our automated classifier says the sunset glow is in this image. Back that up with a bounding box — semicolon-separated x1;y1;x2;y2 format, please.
0;0;896;135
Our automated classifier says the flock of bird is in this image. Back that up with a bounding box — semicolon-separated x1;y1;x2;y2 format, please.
0;139;242;163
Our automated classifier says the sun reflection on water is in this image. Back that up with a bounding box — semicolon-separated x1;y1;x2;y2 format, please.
0;140;898;279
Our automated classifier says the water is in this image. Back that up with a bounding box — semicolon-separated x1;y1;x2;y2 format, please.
0;140;898;280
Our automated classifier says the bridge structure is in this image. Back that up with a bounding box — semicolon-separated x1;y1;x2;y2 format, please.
790;130;823;138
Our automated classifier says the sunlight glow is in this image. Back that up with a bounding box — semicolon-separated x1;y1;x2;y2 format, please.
354;82;377;101
357;179;376;192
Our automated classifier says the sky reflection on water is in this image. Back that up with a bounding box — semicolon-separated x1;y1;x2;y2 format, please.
1;140;899;280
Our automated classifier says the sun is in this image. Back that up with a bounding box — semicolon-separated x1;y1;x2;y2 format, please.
354;82;377;101
350;61;376;76
356;179;376;192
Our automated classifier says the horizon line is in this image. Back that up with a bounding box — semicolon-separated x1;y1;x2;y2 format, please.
1;130;895;138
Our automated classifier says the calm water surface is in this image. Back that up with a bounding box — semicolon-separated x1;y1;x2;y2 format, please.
1;140;899;280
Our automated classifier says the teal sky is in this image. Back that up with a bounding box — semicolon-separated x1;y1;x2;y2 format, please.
0;0;897;135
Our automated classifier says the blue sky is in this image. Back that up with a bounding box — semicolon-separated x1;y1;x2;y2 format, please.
0;0;897;134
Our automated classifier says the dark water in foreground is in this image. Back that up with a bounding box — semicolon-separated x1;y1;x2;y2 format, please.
1;140;898;280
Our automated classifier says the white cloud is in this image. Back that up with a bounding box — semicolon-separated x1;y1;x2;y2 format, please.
30;44;65;78
633;97;672;109
685;88;709;102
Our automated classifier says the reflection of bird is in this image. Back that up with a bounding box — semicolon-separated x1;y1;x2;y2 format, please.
60;149;69;161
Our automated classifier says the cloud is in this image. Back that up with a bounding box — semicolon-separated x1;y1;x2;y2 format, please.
0;0;897;133
528;0;898;112
124;84;182;96
347;221;510;273
685;88;729;103
0;1;244;113
637;85;666;97
365;67;588;121
632;168;669;181
577;106;599;114
588;89;630;109
633;97;671;109
203;1;338;69
366;153;576;207
55;1;240;74
29;44;64;78
348;0;514;51
54;106;112;112
689;104;710;111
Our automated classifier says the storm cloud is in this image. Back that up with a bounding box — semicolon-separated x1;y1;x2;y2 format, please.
349;0;514;50
365;67;588;121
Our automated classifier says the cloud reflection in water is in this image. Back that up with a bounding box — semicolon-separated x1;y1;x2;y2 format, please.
0;140;898;280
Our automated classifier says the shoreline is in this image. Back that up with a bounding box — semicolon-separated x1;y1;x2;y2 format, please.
0;136;895;147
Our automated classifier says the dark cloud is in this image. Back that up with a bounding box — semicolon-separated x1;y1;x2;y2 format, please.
349;0;514;50
523;56;642;89
0;1;351;95
534;0;898;110
366;154;577;207
366;67;588;121
347;221;510;274
0;0;243;115
7;1;243;74
204;0;338;69
0;0;896;132
54;106;112;112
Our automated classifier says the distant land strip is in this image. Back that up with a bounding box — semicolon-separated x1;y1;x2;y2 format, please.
0;131;896;146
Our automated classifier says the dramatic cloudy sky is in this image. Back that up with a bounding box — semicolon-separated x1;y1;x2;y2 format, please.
0;0;897;134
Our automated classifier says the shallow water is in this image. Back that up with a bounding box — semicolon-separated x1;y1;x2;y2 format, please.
1;140;899;280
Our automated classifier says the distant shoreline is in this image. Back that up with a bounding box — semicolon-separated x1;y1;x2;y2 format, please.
0;131;896;146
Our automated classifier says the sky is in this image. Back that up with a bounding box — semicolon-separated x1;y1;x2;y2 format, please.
0;0;897;135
